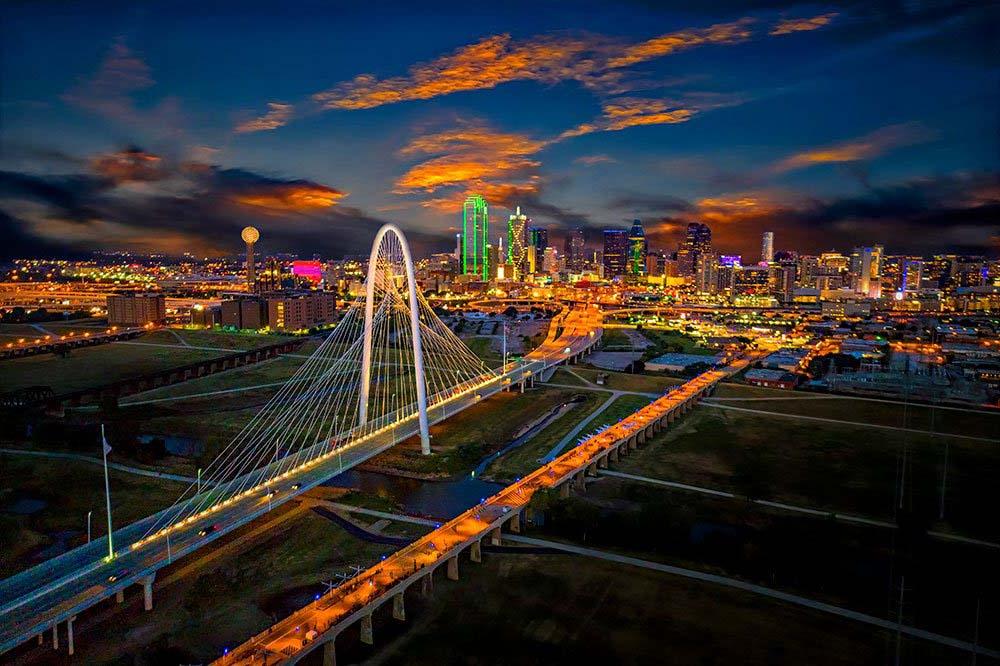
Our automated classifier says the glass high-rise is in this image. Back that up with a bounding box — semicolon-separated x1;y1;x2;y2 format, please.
628;219;647;276
461;195;489;280
603;229;628;278
565;227;585;272
507;206;528;273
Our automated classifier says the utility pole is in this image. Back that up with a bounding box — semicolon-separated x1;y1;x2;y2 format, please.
100;425;114;560
86;511;92;544
197;468;202;495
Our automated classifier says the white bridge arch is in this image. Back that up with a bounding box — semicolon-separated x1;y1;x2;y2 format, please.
358;223;430;453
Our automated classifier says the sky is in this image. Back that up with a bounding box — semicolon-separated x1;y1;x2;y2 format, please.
0;0;997;261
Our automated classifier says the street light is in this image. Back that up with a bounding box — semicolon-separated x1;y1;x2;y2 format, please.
86;511;92;543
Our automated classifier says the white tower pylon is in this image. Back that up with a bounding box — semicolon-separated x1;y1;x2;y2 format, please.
358;223;431;454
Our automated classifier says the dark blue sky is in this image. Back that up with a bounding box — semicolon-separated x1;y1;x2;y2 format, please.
1;0;997;260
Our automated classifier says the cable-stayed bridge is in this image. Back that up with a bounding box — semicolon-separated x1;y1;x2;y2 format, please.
0;224;602;656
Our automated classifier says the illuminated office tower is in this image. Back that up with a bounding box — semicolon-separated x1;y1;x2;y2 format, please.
528;226;548;253
602;229;628;278
761;231;774;264
565;227;585;272
628;219;648;276
851;245;884;298
677;222;712;276
507;206;528;271
241;226;260;290
461;195;489;280
902;259;924;293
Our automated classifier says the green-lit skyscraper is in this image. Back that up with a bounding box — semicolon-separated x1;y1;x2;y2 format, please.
628;219;647;276
461;194;489;280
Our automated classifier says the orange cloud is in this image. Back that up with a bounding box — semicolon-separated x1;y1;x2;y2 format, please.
92;148;164;183
395;124;544;199
313;20;756;112
314;34;609;111
235;102;294;133
773;123;932;173
232;183;346;211
560;98;696;138
770;13;838;36
607;18;754;68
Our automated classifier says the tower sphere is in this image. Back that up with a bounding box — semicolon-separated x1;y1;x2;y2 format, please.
241;226;260;244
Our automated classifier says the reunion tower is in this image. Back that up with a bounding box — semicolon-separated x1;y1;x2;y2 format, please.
241;226;260;290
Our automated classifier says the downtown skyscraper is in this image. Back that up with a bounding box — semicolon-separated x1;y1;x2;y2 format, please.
628;219;648;276
603;229;628;278
461;194;489;280
507;206;528;274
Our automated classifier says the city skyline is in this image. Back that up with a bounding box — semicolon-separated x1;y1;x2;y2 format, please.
0;1;997;262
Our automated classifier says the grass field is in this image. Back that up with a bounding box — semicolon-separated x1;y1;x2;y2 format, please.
0;343;227;394
363;552;968;666
0;454;185;577
484;389;613;481
365;387;582;477
569;367;686;393
121;355;307;403
639;327;715;357
617;406;1000;542
712;397;1000;440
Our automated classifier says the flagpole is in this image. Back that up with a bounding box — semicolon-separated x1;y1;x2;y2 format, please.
101;424;115;560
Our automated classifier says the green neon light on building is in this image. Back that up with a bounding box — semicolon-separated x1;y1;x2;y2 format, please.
462;194;489;280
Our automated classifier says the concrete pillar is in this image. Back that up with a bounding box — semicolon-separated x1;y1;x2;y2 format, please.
490;528;501;546
574;471;585;490
67;616;76;656
520;381;525;394
52;623;58;651
116;590;124;604
323;639;337;666
447;556;459;581
559;483;570;498
421;572;433;597
392;593;406;621
598;455;608;469
360;613;373;645
37;633;43;646
509;511;521;533
524;507;534;525
610;448;619;463
470;540;482;563
629;436;638;450
142;574;154;611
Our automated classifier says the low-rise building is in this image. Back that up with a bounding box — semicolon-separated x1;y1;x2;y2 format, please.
646;352;720;372
106;293;166;326
744;368;799;390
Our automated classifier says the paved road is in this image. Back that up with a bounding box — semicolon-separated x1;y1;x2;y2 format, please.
702;403;1000;443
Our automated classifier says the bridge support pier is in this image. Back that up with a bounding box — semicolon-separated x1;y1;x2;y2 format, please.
470;540;482;563
116;590;124;604
142;574;155;611
323;639;337;666
490;528;501;546
574;471;586;491
524;506;534;525
559;483;570;498
447;556;459;581
67;616;76;656
421;572;433;597
586;462;597;476
610;448;619;463
37;633;43;646
392;593;406;621
51;623;58;651
509;511;521;533
360;613;374;645
598;455;608;469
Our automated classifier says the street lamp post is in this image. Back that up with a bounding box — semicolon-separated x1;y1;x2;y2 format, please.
86;511;92;544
